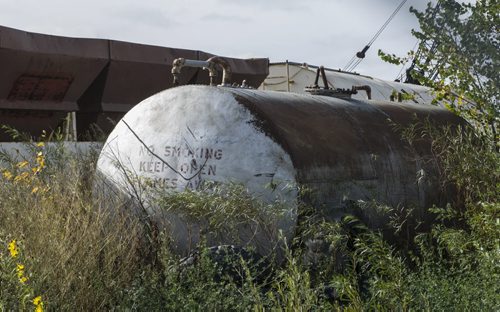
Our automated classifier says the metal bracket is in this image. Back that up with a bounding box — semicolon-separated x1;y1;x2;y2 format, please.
305;66;353;98
304;66;373;100
171;56;232;87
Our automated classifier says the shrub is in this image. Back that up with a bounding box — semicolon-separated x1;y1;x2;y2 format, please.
0;120;497;310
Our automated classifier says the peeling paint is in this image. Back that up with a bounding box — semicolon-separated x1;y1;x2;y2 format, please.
97;84;464;256
97;85;297;256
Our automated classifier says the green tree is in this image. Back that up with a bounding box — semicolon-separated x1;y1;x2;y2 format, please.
380;0;499;148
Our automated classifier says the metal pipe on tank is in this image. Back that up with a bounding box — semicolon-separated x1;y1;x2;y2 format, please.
171;58;186;86
206;56;232;86
352;85;372;100
172;56;232;87
172;58;216;86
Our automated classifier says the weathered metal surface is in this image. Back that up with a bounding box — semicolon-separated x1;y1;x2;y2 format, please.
8;74;73;101
96;85;463;256
0;26;109;107
233;89;462;226
97;86;297;256
0;25;269;141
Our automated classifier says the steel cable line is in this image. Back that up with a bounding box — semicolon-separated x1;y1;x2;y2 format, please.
343;55;358;72
343;0;410;72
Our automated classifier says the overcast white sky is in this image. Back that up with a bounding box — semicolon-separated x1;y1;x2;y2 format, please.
0;0;439;80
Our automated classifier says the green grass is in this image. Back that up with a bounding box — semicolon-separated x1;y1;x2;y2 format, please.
0;125;498;311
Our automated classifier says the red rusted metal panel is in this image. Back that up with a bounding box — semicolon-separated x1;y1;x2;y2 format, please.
102;41;199;108
0;26;109;140
0;26;109;104
8;74;73;101
0;25;269;141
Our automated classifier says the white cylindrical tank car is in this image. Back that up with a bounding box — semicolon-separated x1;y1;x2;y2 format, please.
96;84;462;257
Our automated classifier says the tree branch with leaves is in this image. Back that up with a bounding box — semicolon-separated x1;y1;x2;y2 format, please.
379;0;499;149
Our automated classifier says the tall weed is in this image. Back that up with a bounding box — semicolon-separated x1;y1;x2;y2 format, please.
0;120;497;310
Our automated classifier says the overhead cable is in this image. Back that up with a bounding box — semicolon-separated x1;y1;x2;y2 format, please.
343;0;410;72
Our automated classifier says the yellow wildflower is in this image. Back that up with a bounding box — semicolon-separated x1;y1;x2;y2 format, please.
8;240;18;258
30;151;46;174
2;170;13;181
33;296;44;312
33;296;42;305
16;263;28;283
17;161;29;168
16;264;25;277
31;186;40;194
14;171;30;183
36;142;45;147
